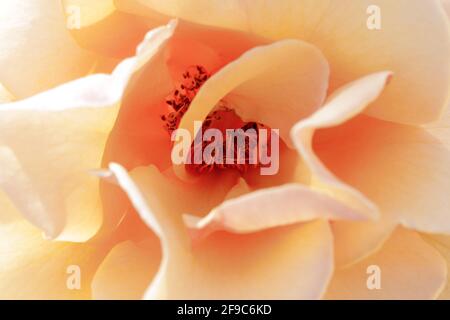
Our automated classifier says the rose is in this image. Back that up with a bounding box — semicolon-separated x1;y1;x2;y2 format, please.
0;0;449;299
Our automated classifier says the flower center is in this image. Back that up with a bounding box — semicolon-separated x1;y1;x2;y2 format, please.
162;65;272;174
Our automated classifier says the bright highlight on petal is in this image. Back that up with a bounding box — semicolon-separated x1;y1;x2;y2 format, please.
0;0;95;98
183;183;367;241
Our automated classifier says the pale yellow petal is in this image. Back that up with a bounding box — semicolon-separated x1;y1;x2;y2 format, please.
0;21;177;241
0;83;13;103
325;227;447;299
0;219;106;299
128;0;450;125
63;0;166;59
62;0;115;28
91;239;161;300
0;0;96;98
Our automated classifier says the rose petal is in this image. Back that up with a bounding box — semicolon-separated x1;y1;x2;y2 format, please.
91;239;161;299
0;0;97;98
0;219;106;299
183;183;367;242
101;20;270;226
0;83;13;103
332;217;397;267
150;220;333;300
442;0;450;19
291;72;392;221
62;0;116;28
107;163;334;299
62;0;166;59
314;114;450;235
127;0;450;125
325;227;447;299
175;38;329;149
0;21;177;241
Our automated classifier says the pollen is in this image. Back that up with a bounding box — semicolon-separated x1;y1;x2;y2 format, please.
162;65;272;175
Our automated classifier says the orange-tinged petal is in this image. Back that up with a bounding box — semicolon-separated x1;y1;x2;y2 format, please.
315;115;450;235
325;228;447;299
291;72;392;221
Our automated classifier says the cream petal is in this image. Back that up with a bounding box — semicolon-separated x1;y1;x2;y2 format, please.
183;183;367;242
442;0;450;19
175;38;329;149
0;189;21;225
0;21;177;241
107;163;334;299
62;0;116;28
0;83;14;103
0;1;96;98
0;219;107;299
325;228;447;299
291;72;392;221
129;0;450;125
62;0;167;59
91;239;161;299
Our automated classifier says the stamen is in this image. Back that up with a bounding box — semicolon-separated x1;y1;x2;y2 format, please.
162;65;272;174
162;65;210;134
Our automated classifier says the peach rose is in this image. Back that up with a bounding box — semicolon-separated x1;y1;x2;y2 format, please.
0;0;450;300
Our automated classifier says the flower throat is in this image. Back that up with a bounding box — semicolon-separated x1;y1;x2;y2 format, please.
161;65;277;175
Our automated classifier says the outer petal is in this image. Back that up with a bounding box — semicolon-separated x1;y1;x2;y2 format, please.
0;219;107;299
325;228;447;299
0;0;96;98
0;21;177;241
91;239;161;299
125;0;450;125
107;163;334;299
62;0;165;59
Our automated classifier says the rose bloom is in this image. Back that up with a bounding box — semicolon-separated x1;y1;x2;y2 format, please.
0;0;450;300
